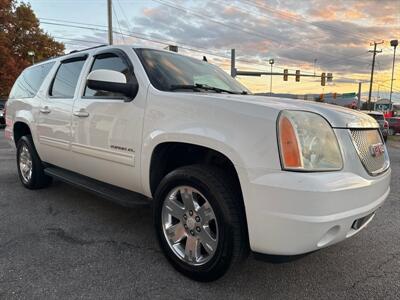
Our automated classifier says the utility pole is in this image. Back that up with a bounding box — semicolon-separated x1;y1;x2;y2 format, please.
367;41;383;110
313;59;317;76
357;82;362;109
389;40;398;104
107;0;113;45
230;49;236;77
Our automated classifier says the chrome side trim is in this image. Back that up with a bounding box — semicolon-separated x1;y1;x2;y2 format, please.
39;136;70;150
71;143;135;166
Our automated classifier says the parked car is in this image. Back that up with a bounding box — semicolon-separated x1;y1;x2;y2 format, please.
0;103;5;126
361;110;388;142
5;45;391;281
387;117;400;135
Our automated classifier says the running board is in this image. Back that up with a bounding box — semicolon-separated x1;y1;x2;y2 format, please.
44;166;151;207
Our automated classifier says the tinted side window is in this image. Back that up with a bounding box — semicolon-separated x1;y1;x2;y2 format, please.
370;114;384;121
50;58;86;98
9;62;55;99
84;53;132;98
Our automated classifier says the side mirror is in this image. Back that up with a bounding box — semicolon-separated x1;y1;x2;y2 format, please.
86;69;138;100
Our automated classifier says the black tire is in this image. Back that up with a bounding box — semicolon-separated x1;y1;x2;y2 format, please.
154;165;248;282
16;135;52;189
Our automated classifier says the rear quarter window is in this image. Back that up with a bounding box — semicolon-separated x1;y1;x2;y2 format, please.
9;62;55;99
368;114;384;121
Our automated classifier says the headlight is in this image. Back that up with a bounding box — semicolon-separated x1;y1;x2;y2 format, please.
277;110;343;171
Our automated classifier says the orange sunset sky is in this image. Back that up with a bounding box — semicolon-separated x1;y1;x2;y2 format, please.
30;0;400;102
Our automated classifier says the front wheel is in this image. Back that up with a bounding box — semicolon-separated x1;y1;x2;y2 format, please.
154;165;248;281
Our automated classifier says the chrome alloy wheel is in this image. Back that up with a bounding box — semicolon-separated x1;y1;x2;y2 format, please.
19;145;33;183
161;186;219;266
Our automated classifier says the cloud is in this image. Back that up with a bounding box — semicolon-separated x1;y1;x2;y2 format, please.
64;0;398;92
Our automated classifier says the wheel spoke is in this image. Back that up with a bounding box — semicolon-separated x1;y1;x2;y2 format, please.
179;187;195;211
184;236;201;262
165;223;187;244
164;197;185;219
198;228;217;254
197;202;216;224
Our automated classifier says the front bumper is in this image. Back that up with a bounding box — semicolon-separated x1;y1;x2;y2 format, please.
239;167;391;255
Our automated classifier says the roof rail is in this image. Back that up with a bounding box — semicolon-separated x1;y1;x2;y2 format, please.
69;44;108;54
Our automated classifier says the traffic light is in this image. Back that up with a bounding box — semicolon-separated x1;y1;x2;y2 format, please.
295;70;300;82
283;69;288;81
327;73;333;82
321;72;326;86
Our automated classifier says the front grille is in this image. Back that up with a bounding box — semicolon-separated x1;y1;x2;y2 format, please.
350;129;389;175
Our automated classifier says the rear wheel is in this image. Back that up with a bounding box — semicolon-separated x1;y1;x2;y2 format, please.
17;135;52;189
154;165;248;281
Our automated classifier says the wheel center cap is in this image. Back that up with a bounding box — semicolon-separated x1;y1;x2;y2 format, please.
187;217;196;230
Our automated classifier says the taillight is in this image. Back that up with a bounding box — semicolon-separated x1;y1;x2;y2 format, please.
384;120;388;129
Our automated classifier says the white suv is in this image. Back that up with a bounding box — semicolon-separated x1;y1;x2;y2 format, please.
4;45;391;281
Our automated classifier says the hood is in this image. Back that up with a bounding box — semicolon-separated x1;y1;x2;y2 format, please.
197;94;379;129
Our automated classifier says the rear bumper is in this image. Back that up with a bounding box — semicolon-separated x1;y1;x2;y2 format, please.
4;121;14;148
239;167;391;255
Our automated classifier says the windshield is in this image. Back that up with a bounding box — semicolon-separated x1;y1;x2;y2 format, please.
135;48;250;94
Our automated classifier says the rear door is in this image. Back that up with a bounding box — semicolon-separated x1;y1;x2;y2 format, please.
37;54;88;168
70;48;145;192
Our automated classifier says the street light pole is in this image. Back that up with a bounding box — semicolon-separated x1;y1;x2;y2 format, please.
27;51;35;65
389;40;398;104
269;58;274;96
107;0;113;45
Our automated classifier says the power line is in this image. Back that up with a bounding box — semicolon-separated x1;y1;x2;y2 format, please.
53;36;105;45
152;0;372;67
37;18;392;93
38;18;282;67
39;16;370;75
240;0;375;43
112;2;126;43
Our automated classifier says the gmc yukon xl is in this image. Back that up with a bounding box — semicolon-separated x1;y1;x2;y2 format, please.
5;45;391;281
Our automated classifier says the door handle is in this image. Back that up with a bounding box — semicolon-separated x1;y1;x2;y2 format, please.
40;106;51;114
73;109;89;118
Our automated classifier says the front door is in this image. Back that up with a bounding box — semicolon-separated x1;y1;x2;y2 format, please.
70;48;145;192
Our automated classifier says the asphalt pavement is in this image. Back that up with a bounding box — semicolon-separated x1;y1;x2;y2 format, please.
0;129;399;299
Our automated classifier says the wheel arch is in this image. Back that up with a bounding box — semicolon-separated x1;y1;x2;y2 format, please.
142;133;246;197
13;121;32;146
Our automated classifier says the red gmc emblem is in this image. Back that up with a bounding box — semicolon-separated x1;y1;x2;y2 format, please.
369;143;385;157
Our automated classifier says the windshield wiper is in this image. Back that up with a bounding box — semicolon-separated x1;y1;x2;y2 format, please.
169;83;240;94
169;84;202;92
